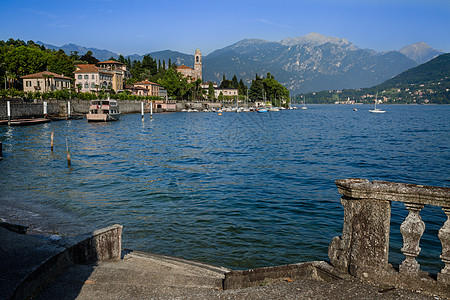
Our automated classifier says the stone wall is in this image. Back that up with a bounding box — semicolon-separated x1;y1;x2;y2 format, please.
0;98;144;119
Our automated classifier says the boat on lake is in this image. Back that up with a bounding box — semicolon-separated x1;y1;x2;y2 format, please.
301;98;307;110
257;107;268;113
369;93;386;113
86;99;121;122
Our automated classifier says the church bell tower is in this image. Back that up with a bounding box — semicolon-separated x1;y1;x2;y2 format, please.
194;48;202;81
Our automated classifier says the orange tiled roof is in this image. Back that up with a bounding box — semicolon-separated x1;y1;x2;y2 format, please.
98;60;124;65
74;64;99;73
177;65;194;70
134;80;159;86
21;71;72;80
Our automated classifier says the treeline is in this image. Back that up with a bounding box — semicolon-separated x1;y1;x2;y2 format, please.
249;73;290;106
0;39;75;89
296;78;450;105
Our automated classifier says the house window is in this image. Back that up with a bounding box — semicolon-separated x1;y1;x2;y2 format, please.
84;75;88;79
84;83;89;88
92;75;95;79
91;83;95;88
78;75;82;79
26;81;32;87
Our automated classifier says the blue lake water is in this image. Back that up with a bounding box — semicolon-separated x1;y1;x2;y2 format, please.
1;104;449;272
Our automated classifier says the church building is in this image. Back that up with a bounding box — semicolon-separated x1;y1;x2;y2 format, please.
176;49;202;82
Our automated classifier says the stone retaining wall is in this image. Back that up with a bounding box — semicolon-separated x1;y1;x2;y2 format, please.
0;98;145;119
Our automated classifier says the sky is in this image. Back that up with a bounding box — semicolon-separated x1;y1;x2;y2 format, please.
0;0;449;56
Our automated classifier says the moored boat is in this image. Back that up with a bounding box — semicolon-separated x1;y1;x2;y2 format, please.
86;99;121;122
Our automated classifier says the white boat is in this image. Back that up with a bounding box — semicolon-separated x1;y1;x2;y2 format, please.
369;93;386;113
257;107;268;113
268;107;279;112
301;97;307;110
86;99;120;122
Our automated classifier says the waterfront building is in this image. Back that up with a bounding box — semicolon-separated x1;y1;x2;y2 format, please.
74;64;114;93
97;60;130;92
131;80;160;97
200;81;218;89
214;88;238;99
176;65;196;81
159;87;168;100
21;71;72;93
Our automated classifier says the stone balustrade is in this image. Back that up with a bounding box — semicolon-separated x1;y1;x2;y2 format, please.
329;178;450;294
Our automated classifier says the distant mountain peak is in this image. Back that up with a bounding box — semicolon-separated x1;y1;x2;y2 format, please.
279;32;356;49
399;42;443;64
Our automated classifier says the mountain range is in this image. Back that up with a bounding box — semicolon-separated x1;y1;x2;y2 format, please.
37;33;444;94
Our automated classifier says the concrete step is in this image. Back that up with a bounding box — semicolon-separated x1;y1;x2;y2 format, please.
35;251;228;299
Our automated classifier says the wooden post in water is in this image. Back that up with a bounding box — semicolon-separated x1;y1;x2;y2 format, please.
150;99;153;119
6;101;11;125
51;131;54;151
0;141;3;160
141;101;144;122
66;138;71;167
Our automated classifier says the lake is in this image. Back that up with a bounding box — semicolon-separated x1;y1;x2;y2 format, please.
1;104;449;272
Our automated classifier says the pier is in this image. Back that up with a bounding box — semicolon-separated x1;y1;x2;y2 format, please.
0;179;448;299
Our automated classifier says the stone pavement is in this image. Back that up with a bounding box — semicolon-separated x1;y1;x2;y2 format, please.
0;224;444;300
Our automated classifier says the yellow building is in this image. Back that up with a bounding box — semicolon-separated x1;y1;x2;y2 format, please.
21;71;72;93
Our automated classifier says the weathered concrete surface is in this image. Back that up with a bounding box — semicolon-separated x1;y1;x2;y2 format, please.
36;250;229;300
35;254;440;300
328;196;391;276
0;223;122;300
335;178;450;207
224;261;342;290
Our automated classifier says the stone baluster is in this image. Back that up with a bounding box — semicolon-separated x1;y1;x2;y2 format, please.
399;203;425;274
438;207;450;283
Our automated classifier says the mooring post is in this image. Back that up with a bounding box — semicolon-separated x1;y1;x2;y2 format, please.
141;101;144;122
51;131;54;152
43;101;48;119
66;138;71;167
0;141;3;160
150;99;153;119
67;101;71;119
7;100;11;125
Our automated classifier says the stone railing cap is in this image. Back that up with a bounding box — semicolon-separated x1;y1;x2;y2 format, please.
335;178;450;207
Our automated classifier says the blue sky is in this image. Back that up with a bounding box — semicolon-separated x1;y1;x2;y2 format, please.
0;0;449;56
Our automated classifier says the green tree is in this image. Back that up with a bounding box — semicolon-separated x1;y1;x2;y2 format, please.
249;76;264;101
2;45;50;76
142;54;157;75
80;51;99;64
231;75;239;89
239;79;247;96
157;67;189;99
208;82;215;101
48;49;75;77
220;75;232;89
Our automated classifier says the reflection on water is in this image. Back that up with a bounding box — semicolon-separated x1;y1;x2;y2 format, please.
0;105;449;271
